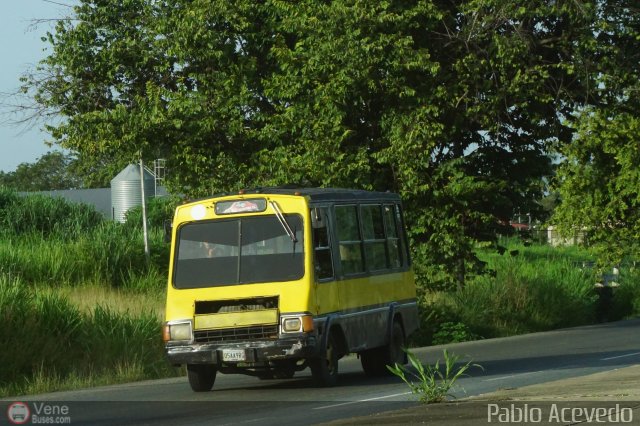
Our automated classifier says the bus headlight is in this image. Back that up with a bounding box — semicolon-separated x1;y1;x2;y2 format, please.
281;315;314;333
163;320;193;342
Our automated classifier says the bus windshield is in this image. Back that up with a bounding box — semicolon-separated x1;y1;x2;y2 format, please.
173;214;304;288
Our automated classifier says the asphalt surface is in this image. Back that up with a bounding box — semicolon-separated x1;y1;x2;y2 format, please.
3;319;639;425
322;362;640;425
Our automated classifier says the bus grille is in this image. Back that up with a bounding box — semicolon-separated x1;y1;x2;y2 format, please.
194;325;279;344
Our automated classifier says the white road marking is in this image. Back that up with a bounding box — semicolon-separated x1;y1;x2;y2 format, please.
313;391;413;410
483;371;543;382
601;352;640;361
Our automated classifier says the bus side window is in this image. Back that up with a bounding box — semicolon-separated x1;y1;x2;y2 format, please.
312;207;334;280
395;204;410;266
384;204;402;268
335;205;365;275
361;204;388;271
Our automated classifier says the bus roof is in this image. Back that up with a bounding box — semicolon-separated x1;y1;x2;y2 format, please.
207;187;401;203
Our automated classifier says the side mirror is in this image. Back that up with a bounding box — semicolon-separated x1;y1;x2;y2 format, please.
163;219;173;243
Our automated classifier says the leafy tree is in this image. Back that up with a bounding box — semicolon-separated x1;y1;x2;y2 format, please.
551;0;640;265
20;0;632;289
25;0;175;177
553;111;640;264
0;151;83;191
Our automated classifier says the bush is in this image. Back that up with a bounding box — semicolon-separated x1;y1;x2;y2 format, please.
608;267;640;321
454;255;597;338
432;322;482;345
410;292;463;346
0;189;103;239
409;240;604;346
124;196;179;230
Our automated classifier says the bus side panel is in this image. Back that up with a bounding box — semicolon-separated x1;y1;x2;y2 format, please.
336;271;415;352
314;281;342;318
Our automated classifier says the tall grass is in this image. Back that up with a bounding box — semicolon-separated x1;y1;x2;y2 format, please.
0;228;167;290
414;238;640;345
0;276;177;397
0;188;103;239
0;189;176;396
454;254;598;337
0;188;170;290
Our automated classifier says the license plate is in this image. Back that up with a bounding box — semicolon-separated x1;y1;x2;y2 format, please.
221;349;246;362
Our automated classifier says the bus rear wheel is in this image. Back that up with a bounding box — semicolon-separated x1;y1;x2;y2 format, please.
361;320;405;376
310;332;339;387
187;363;217;392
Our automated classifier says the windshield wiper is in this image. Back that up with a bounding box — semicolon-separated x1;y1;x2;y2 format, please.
269;200;298;242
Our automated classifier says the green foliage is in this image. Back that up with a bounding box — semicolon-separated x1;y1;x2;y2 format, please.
79;222;161;288
409;291;462;346
0;151;83;191
23;0;622;290
549;1;640;266
124;195;179;229
0;191;167;289
455;241;599;338
0;188;103;239
607;267;640;322
432;322;482;345
0;276;177;397
553;109;640;266
387;349;478;404
411;240;617;346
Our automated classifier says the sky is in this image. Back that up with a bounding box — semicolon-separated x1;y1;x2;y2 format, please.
0;1;74;172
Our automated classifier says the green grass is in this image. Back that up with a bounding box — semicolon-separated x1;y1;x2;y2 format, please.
0;224;168;289
0;188;103;239
413;238;640;345
4;189;640;395
0;189;177;397
0;276;177;397
388;349;478;403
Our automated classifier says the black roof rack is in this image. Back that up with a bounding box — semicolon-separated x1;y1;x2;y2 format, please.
204;187;400;203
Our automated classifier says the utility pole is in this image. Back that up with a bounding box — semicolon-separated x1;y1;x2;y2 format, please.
140;158;150;262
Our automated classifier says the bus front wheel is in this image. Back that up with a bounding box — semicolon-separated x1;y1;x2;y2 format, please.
187;363;217;392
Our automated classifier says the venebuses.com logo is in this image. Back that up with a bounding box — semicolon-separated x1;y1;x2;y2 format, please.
7;402;30;425
6;401;71;424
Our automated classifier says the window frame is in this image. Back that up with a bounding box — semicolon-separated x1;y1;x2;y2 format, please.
311;206;335;282
172;214;305;288
329;201;410;279
334;204;366;277
360;204;389;272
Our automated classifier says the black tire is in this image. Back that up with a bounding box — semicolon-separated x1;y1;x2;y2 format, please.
361;320;405;377
187;364;217;392
388;320;406;366
310;332;339;387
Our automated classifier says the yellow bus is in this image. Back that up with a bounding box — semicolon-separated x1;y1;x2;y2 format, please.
163;188;418;391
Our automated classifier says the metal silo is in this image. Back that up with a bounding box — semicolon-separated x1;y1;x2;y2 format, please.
111;164;156;222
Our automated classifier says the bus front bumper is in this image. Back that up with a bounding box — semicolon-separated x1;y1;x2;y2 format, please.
165;335;318;366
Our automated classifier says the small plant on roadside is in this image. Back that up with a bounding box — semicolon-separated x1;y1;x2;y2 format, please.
387;349;480;404
432;322;482;345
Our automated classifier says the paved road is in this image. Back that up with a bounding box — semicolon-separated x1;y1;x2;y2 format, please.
4;319;639;425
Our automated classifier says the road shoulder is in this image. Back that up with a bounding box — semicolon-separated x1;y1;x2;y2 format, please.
321;365;640;425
